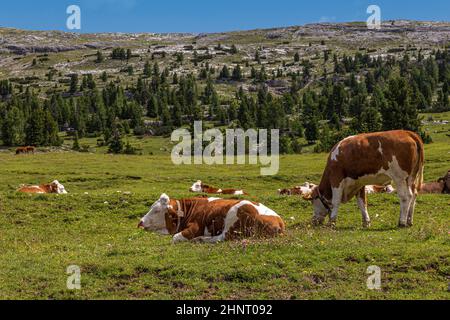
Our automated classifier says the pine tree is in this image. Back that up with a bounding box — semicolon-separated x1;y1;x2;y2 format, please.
232;65;243;81
72;131;81;151
96;50;104;63
69;74;78;94
25;101;45;146
304;116;319;144
144;61;152;78
219;65;230;79
108;124;124;154
1;106;25;146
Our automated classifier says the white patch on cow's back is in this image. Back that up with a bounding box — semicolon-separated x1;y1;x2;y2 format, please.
378;141;383;156
331;136;355;162
217;189;223;193
331;144;341;162
208;197;221;202
251;203;280;217
234;190;244;195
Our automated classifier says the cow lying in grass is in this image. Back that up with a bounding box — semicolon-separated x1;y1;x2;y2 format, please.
365;185;396;194
420;171;450;194
18;180;68;194
190;180;248;195
138;194;285;243
278;183;316;196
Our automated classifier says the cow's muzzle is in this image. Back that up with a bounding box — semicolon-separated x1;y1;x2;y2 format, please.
137;221;144;229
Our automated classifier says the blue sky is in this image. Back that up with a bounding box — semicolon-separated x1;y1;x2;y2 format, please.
0;0;448;33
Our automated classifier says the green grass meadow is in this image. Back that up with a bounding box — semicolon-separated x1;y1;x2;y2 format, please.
0;116;449;300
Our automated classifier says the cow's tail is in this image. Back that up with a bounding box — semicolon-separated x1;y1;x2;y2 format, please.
414;134;425;193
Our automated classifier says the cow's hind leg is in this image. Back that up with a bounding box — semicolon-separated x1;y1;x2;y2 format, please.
357;188;371;228
407;183;418;227
396;180;413;228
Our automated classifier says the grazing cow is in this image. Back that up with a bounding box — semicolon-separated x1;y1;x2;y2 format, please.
18;180;68;194
190;180;248;196
278;182;317;196
138;194;285;243
15;146;35;155
303;130;424;228
366;185;396;194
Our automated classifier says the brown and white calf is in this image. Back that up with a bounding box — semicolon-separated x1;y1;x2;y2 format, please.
190;180;248;196
138;194;285;243
18;180;68;194
278;183;316;196
303;130;424;228
365;185;396;194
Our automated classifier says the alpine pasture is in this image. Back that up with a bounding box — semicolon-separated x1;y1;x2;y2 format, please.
0;114;449;300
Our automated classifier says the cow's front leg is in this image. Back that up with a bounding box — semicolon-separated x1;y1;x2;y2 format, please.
172;223;200;244
396;181;413;228
357;188;371;228
329;187;343;227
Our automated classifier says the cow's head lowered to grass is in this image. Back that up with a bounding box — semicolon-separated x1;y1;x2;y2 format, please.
302;186;331;225
138;194;172;234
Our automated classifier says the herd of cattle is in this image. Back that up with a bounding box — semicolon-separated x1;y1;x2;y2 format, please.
15;130;449;244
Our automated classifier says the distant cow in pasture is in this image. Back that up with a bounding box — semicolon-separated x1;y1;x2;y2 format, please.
18;180;68;194
16;146;36;154
366;185;396;194
419;170;450;194
138;194;285;243
419;181;446;194
190;180;248;196
278;183;316;196
15;146;36;155
302;130;424;228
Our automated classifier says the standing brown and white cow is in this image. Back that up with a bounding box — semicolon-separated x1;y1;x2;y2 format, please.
303;130;424;228
138;194;285;243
